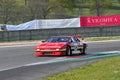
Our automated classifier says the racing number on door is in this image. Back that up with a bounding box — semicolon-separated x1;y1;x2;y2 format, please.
74;43;78;51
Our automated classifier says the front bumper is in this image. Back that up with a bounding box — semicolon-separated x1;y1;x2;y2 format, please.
34;50;66;56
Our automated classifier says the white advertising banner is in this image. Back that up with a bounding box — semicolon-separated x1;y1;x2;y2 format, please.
0;18;80;31
36;18;80;29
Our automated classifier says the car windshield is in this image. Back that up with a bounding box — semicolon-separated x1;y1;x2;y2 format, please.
46;37;69;42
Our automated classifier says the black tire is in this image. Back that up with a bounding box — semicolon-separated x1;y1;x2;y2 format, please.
66;46;72;56
81;44;87;55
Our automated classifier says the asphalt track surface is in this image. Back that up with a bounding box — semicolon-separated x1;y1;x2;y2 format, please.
0;40;120;80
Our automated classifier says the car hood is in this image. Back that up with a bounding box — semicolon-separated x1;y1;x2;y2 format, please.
37;42;68;48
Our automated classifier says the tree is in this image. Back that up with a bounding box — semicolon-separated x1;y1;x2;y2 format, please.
118;0;120;3
90;0;112;16
0;0;17;24
57;0;76;8
56;0;112;16
26;0;57;19
55;0;93;16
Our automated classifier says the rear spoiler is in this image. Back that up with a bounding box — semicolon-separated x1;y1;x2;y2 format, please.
74;35;84;40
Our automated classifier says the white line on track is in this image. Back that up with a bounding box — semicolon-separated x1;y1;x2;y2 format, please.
97;51;120;54
0;57;70;72
25;57;71;66
0;50;120;72
88;40;120;43
0;44;35;48
25;51;120;67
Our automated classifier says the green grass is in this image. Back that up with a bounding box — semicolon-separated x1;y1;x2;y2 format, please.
42;56;120;80
85;36;120;41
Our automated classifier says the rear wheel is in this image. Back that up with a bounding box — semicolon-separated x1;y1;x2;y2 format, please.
66;46;72;56
81;44;87;55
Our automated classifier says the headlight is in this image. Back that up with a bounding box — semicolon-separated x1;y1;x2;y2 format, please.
56;48;66;51
56;49;60;51
36;49;40;51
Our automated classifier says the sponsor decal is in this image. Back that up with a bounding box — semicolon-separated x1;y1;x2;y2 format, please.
80;15;120;27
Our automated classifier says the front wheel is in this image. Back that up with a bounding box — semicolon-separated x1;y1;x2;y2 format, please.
66;46;72;56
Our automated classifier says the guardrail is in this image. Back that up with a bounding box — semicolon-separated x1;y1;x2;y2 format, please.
0;26;120;41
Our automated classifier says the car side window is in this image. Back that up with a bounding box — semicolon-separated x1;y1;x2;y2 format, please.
71;37;77;42
76;38;80;42
58;37;69;42
68;38;72;42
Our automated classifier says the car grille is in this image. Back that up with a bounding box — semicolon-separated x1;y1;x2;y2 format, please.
43;52;53;54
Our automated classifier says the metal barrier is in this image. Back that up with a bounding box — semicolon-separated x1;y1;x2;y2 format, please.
0;26;120;41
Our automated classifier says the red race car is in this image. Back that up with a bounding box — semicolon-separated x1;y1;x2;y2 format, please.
34;35;87;56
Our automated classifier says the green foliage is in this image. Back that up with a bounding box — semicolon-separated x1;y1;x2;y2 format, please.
0;0;119;24
90;0;112;15
15;0;25;6
57;0;76;8
85;36;120;41
0;0;17;24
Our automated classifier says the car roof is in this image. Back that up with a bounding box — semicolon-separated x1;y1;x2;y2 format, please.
51;36;74;37
51;35;82;38
51;36;73;38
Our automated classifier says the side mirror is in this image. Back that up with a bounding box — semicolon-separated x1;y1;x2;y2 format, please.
42;40;45;43
82;37;84;40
